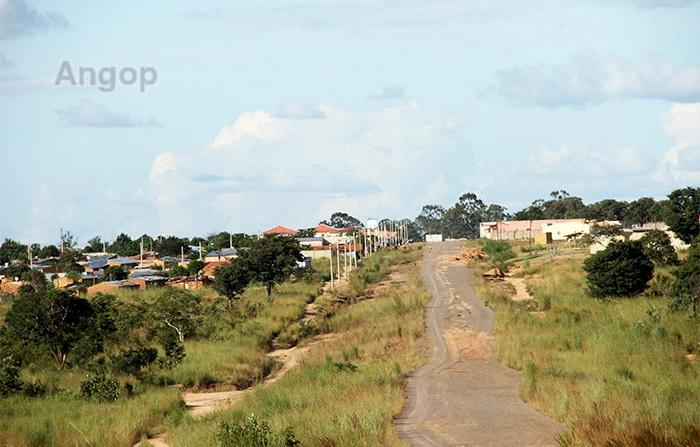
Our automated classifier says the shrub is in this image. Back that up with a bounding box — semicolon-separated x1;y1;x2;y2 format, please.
110;347;158;375
0;355;24;397
80;374;120;402
640;229;678;265
582;240;654;298
218;414;299;447
478;239;516;264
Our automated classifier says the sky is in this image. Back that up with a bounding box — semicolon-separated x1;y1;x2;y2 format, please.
1;0;699;246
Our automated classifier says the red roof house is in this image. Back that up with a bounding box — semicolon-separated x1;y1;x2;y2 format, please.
263;225;297;236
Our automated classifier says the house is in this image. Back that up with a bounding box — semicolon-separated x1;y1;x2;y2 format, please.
204;248;238;263
263;225;297;236
202;261;227;277
51;273;75;289
0;281;26;295
314;224;339;238
296;237;332;259
107;257;140;268
87;280;140;294
480;219;588;241
167;275;212;290
84;259;110;272
129;275;168;290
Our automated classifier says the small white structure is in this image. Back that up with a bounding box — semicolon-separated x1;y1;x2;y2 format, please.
425;234;443;242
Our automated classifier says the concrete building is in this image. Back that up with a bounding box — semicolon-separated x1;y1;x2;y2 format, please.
87;280;140;294
204;248;238;263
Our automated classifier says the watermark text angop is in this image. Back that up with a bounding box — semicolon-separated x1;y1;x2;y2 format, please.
55;60;158;92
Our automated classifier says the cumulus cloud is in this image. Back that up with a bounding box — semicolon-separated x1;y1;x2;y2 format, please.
140;101;469;235
0;0;70;40
654;102;700;183
526;143;655;178
489;50;700;107
272;100;326;119
53;100;162;128
369;86;405;100
632;0;698;8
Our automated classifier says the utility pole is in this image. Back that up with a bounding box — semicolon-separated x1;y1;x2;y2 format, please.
230;231;233;249
199;242;202;260
344;239;348;280
181;246;184;266
329;245;334;291
140;237;144;268
337;242;341;282
353;233;357;268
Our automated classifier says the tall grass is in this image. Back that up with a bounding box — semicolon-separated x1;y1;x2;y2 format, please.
472;243;699;446
166;245;429;447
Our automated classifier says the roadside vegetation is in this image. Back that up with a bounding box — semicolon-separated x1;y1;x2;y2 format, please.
470;238;699;446
0;243;427;447
166;244;429;447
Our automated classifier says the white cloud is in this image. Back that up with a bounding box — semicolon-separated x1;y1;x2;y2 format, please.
141;101;469;234
655;102;700;183
0;0;70;40
273;100;326;119
369;86;405;100
490;51;700;107
526;142;654;178
54;100;162;128
20;184;75;244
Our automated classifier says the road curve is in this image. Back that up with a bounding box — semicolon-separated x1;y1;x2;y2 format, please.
394;240;562;447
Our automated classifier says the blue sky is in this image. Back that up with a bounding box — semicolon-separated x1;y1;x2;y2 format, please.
1;0;699;245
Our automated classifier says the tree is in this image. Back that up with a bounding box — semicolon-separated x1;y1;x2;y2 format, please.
213;257;252;307
415;204;446;236
108;233;139;256
20;270;49;293
242;235;304;297
627;197;656;227
640;230;678;266
668;240;700;314
104;265;128;281
580;223;623;247
58;250;85;276
582;240;654;298
153;289;201;342
512;199;545;221
320;212;362;229
664;187;700;244
157;236;190;258
0;238;28;265
188;259;205;277
586;199;628;222
59;228;78;251
5;289;97;370
442;193;486;239
39;244;60;258
483;204;510;222
84;236;104;253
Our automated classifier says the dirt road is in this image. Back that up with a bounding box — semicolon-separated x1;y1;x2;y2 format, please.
394;240;562;446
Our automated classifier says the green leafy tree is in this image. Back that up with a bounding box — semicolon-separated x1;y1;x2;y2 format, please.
580;223;624;247
3;263;30;280
415;204;446;236
586;199;628;222
583;240;654;298
442;193;486;239
296;228;316;237
640;230;678;266
104;265;128;281
84;236;104;253
512;199;545;221
541;191;587;219
39;244;60;258
214;257;252;308
20;270;49;293
664;187;700;244
188;259;205;277
0;238;28;265
153;289;202;342
59;228;78;250
5;289;97;370
669;240;700;314
108;233;139;256
242;235;303;297
320;212;362;229
482;204;510;222
157;236;191;258
627;197;657;227
168;265;189;278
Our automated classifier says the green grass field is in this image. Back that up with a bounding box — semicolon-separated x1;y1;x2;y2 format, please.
471;241;699;446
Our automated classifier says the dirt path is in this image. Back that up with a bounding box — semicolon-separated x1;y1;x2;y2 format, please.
135;301;324;447
394;240;562;446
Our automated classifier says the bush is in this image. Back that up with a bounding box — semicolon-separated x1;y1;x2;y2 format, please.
80;374;120;402
583;240;654;298
640;230;678;265
110;347;158;375
218;414;299;447
478;239;516;264
0;355;24;397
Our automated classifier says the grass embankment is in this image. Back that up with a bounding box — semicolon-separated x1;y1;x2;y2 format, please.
471;240;699;446
0;280;319;446
167;244;429;447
